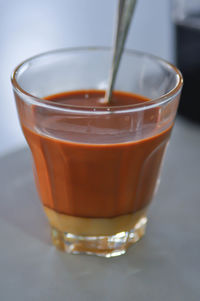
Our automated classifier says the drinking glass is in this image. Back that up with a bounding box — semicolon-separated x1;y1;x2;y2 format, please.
11;48;183;257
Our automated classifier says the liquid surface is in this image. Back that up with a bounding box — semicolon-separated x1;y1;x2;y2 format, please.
22;90;172;218
45;90;149;107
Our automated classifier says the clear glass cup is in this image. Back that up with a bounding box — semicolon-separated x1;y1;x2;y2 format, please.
11;48;183;257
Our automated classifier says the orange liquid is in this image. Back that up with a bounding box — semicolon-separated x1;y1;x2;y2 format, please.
22;91;171;218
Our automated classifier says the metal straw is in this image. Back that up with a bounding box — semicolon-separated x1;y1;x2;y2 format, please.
105;0;137;103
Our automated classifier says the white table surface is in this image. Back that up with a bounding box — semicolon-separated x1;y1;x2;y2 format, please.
0;118;200;301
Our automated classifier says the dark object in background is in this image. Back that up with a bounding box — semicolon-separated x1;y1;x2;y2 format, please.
174;12;200;124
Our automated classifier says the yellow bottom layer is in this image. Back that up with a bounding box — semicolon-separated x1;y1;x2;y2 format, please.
43;206;147;236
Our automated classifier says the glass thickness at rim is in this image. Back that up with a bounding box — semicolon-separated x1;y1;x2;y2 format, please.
11;47;183;114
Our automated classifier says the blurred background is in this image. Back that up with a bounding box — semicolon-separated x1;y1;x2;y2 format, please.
0;0;199;157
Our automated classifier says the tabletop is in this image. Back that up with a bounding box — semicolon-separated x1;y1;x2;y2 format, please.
0;118;200;301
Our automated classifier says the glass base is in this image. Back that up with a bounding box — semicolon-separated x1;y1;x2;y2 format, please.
51;216;147;257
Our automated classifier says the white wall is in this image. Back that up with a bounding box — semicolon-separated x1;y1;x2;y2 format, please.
0;0;173;156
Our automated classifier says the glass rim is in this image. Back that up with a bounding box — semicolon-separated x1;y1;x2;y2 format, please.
11;47;183;115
